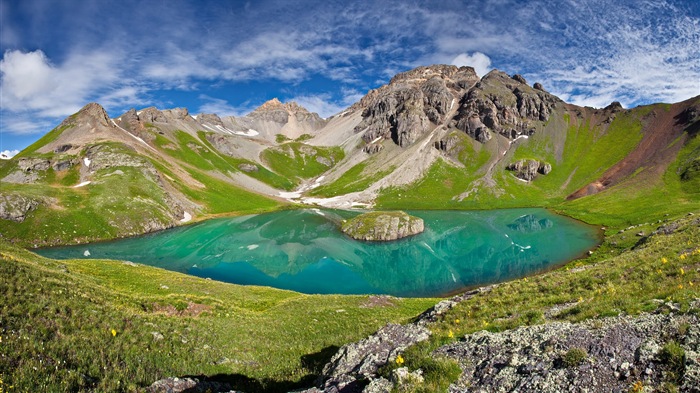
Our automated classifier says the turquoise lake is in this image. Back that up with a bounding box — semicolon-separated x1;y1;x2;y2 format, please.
37;208;600;297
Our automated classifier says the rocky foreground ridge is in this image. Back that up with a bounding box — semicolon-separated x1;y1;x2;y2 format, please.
148;289;700;393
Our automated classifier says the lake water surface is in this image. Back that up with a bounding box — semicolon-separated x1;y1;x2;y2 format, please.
38;208;600;297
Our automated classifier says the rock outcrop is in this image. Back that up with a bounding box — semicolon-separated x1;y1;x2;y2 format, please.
453;71;561;143
437;311;700;393
0;194;40;222
312;323;432;393
353;66;562;151
299;290;700;393
506;159;552;181
341;211;424;241
354;65;479;148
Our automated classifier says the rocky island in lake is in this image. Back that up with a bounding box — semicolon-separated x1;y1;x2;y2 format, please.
341;211;424;241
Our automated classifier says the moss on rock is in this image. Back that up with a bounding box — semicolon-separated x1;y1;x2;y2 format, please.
341;211;424;241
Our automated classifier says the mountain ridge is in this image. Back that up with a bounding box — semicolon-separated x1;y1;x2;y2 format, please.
1;64;699;246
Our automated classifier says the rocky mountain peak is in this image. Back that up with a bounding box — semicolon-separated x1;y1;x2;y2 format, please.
389;65;478;86
74;102;112;127
452;69;562;142
354;65;480;148
252;98;310;115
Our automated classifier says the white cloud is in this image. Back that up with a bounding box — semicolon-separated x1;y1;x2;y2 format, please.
1;49;120;117
197;95;254;117
451;52;493;78
288;94;346;118
0;149;20;159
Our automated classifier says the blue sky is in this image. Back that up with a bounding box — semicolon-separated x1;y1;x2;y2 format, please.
1;0;699;155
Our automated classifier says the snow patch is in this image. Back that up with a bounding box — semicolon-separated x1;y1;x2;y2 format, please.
370;136;383;144
83;250;91;257
180;211;192;223
73;181;91;188
191;115;198;120
203;123;259;137
83;157;91;167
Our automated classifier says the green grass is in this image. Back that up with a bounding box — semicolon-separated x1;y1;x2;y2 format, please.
261;142;344;182
376;133;493;209
310;161;395;197
196;131;295;190
0;241;436;392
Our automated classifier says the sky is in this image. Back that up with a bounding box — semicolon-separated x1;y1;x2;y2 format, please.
1;0;699;155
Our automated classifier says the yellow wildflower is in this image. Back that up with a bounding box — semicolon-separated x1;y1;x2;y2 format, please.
680;254;686;260
690;281;694;287
395;354;404;365
111;329;117;337
680;268;685;275
482;320;489;327
678;284;684;290
657;269;662;274
455;319;460;324
661;257;668;264
448;330;455;338
578;296;583;302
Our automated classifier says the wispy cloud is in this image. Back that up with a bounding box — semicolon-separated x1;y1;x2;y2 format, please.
1;0;698;146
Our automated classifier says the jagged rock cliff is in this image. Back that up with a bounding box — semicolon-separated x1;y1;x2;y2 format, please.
354;65;479;148
352;65;561;151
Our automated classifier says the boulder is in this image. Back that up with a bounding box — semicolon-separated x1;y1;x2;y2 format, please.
507;159;552;181
341;211;424;241
237;163;258;172
318;323;431;392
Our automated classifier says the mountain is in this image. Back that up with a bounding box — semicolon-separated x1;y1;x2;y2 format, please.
1;64;699;246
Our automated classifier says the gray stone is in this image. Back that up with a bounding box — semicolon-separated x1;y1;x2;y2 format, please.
0;194;40;222
507;159;552;181
318;323;431;392
237;163;258;172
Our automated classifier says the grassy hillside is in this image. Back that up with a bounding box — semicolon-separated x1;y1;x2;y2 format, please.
261;142;345;185
0;140;282;247
0;241;435;392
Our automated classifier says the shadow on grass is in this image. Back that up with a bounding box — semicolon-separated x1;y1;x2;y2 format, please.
174;345;340;393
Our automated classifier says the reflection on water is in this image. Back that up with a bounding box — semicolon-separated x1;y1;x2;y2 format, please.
37;208;600;297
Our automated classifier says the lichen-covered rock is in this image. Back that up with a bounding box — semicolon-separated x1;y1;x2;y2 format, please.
436;312;700;393
341;211;424;241
0;194;40;222
318;323;431;392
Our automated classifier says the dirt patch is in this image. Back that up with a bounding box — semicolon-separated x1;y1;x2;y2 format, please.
360;295;397;308
153;302;212;317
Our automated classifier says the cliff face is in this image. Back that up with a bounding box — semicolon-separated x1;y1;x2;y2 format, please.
352;66;560;149
354;65;479;147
